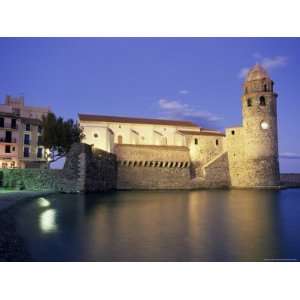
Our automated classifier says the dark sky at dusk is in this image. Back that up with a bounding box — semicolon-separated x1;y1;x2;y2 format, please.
0;37;299;172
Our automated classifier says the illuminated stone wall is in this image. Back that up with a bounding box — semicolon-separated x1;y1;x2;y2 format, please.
0;143;117;193
0;168;62;191
187;134;224;165
223;65;280;188
115;144;191;189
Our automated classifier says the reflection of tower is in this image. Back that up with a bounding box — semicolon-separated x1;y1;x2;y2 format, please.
242;64;280;187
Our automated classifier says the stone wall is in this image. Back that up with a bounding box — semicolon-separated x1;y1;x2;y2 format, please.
2;141;289;192
0;143;117;193
202;152;230;188
115;144;192;189
83;147;117;192
117;165;192;189
114;144;190;163
188;134;224;166
0;168;62;191
225;127;245;187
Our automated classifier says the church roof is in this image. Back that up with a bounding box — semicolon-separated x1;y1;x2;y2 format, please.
78;113;199;127
245;64;270;82
178;129;225;137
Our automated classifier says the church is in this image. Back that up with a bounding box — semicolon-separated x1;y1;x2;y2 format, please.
79;64;280;189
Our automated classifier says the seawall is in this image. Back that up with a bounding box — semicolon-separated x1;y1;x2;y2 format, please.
0;143;117;193
280;174;300;188
1;143;299;192
115;144;192;189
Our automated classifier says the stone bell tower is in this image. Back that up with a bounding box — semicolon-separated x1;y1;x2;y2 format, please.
242;64;280;187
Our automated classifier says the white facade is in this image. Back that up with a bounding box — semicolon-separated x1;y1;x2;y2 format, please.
80;125;114;153
79;115;202;153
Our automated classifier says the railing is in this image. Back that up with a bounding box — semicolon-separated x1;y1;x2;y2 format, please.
0;153;17;158
0;138;17;143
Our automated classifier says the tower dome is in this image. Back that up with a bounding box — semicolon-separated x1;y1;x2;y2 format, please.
245;64;270;82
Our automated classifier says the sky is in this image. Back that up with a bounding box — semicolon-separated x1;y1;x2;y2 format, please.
0;37;299;172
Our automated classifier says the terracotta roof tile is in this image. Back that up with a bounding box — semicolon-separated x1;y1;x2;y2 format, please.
79;114;199;127
178;130;225;137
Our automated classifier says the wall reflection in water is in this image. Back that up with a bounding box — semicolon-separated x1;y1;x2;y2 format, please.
13;189;300;261
80;190;281;261
39;209;57;233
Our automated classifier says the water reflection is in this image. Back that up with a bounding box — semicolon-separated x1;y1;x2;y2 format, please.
12;189;300;261
38;197;51;208
39;209;57;233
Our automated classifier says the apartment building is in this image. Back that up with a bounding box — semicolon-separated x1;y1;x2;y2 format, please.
0;95;50;168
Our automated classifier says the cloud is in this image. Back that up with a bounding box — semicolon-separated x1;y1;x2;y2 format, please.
261;56;288;70
280;152;300;159
179;90;189;95
238;54;288;79
158;98;222;123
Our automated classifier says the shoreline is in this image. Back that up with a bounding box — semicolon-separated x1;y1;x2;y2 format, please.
0;190;57;212
0;183;300;214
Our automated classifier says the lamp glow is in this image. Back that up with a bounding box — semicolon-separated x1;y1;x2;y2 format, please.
261;121;269;130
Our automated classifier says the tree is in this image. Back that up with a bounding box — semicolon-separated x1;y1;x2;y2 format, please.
41;112;84;164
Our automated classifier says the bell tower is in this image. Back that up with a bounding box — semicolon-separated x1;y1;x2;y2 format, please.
242;64;280;187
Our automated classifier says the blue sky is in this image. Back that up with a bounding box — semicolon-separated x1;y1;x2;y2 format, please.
0;38;299;172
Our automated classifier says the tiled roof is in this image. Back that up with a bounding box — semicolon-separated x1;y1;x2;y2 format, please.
178;130;225;137
78;114;199;127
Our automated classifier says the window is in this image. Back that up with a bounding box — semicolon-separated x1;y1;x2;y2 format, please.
247;98;252;107
12;146;15;151
117;135;123;144
231;130;235;135
0;117;4;128
259;96;266;106
25;123;31;131
5;145;11;153
264;84;267;92
23;147;30;158
37;147;43;158
216;139;219;146
94;133;99;138
245;87;248;94
5;131;12;143
24;134;30;145
38;135;42;146
11;118;17;129
194;138;198;145
38;125;42;133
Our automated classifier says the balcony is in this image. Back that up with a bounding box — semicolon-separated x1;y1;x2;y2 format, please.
0;152;18;158
0;137;17;143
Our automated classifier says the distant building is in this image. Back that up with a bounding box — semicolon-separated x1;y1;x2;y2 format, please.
0;95;50;168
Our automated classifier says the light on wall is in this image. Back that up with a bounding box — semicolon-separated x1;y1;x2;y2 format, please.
261;121;269;130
